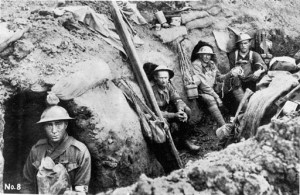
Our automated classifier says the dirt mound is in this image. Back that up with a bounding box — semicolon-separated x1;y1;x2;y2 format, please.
63;81;164;193
103;113;300;195
0;1;165;193
0;0;300;194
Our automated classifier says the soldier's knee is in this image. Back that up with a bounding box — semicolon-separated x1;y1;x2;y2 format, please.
201;94;217;107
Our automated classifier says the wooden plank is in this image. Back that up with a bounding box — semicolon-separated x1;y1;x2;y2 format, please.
109;1;183;169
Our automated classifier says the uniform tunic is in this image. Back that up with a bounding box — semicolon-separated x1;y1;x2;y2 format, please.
152;83;186;119
191;59;231;100
228;50;267;91
22;135;91;194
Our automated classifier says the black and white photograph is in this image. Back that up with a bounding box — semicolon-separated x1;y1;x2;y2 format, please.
0;0;299;194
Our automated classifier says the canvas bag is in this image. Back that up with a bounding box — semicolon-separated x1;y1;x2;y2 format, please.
37;157;71;194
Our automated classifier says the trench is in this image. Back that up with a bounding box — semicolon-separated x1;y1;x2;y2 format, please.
2;90;82;194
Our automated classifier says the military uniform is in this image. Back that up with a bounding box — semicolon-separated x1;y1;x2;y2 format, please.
152;83;187;119
228;50;267;92
22;135;91;194
191;59;231;126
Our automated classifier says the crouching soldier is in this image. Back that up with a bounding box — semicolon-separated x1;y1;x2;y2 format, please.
152;65;200;151
22;103;91;194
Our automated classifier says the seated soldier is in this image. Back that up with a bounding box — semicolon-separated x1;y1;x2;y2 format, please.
151;65;200;151
191;45;232;127
227;33;267;103
22;98;91;194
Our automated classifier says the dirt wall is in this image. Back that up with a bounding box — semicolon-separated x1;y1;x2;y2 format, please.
62;81;164;193
102;113;300;195
0;0;300;193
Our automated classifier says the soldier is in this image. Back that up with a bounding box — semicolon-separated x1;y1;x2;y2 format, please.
152;65;200;151
227;33;267;103
191;45;232;127
22;104;91;194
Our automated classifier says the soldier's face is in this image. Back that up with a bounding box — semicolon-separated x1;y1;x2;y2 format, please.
155;71;170;88
239;40;251;53
201;54;212;63
44;121;68;143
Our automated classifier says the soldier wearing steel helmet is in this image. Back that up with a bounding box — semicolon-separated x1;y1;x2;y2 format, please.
22;102;91;194
191;45;232;127
227;33;267;103
151;65;200;151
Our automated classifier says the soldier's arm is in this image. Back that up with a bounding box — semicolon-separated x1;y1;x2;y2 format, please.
22;149;37;194
253;52;267;71
169;84;186;112
216;68;232;82
74;147;91;193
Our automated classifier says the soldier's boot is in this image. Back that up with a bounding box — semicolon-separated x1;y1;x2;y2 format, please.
184;139;200;151
216;123;234;140
208;105;226;127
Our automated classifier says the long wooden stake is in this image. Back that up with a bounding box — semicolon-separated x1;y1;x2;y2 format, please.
109;1;182;168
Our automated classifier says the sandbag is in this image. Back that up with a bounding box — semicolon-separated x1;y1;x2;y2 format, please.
213;29;236;53
185;17;213;30
51;58;112;100
155;26;187;43
148;119;166;143
239;71;299;139
269;56;299;72
181;11;209;24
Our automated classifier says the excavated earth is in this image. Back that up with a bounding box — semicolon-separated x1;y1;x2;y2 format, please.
102;113;300;195
0;0;299;194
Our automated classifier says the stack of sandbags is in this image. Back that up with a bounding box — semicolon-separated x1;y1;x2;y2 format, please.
154;26;187;43
181;4;223;30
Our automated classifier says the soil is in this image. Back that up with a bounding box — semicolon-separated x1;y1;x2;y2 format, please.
0;0;299;194
103;112;300;195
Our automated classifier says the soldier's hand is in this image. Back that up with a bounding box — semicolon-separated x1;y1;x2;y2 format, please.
253;69;264;80
184;106;192;118
175;111;187;122
231;67;243;77
216;98;223;108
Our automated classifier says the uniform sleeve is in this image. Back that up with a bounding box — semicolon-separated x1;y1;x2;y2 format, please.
168;84;186;112
161;111;175;119
216;68;232;82
190;61;222;100
22;148;37;194
74;147;91;189
191;61;208;85
252;52;267;71
228;52;236;69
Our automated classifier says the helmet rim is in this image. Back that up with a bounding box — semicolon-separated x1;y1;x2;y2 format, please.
37;105;74;124
197;46;215;55
152;65;175;79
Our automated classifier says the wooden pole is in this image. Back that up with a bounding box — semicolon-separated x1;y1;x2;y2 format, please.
109;1;182;168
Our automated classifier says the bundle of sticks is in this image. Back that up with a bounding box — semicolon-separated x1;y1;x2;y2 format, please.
177;40;194;86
